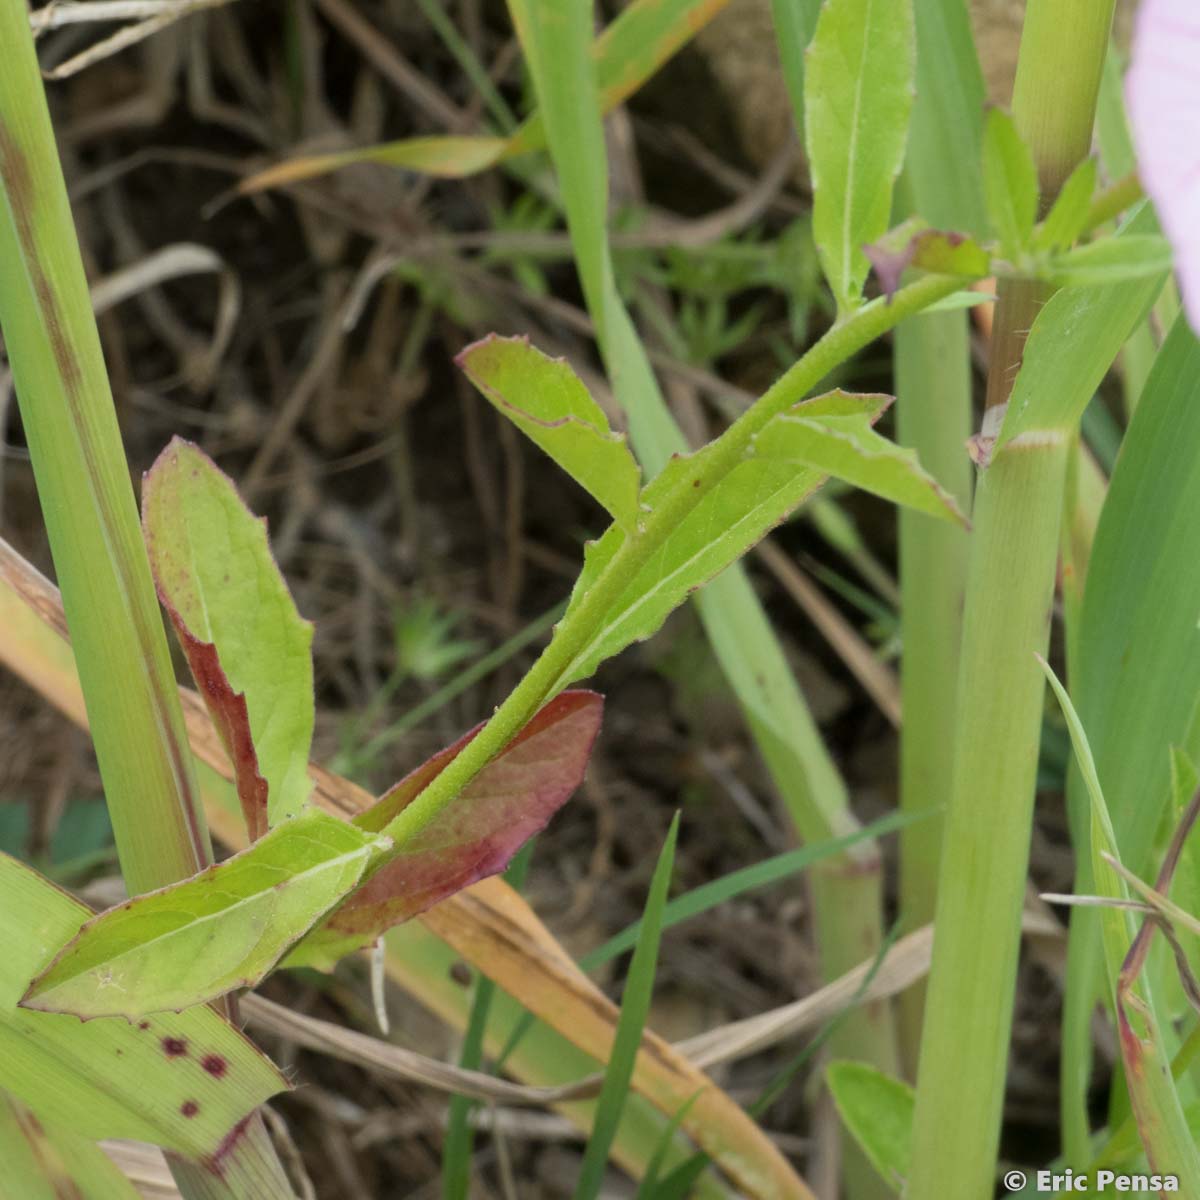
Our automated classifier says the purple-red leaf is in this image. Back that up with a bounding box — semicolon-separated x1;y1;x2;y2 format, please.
285;691;603;969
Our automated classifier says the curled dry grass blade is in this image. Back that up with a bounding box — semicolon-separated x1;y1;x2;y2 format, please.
0;538;811;1200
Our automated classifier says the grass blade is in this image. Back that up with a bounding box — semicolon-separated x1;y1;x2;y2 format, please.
0;1091;140;1200
573;814;679;1200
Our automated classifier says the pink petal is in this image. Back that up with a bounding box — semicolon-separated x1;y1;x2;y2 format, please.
1126;0;1200;332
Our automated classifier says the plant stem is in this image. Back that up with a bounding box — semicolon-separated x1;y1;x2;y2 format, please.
908;2;1115;1194
0;6;292;1195
0;0;210;891
894;306;972;1070
1010;0;1116;200
907;431;1069;1199
381;272;961;848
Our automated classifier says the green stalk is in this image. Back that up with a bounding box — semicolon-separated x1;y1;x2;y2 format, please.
893;307;972;1068
0;5;291;1196
907;431;1069;1198
0;0;210;890
908;3;1115;1194
1010;0;1115;200
892;0;984;1071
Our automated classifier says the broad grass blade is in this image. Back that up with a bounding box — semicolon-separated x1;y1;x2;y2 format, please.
0;853;286;1158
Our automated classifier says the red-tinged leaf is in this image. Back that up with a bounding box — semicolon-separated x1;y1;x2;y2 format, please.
865;219;991;298
142;439;314;841
285;692;603;970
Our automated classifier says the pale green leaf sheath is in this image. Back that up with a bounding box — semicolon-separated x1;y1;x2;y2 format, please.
805;0;915;312
21;809;390;1019
143;438;315;839
0;854;285;1159
457;335;641;529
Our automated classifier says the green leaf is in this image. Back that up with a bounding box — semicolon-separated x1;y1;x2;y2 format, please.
143;438;314;839
805;0;916;312
1033;157;1097;252
826;1061;914;1189
22;809;389;1019
0;1091;140;1200
1043;235;1174;288
752;405;969;525
456;336;641;529
574;813;678;1200
0;853;286;1158
982;109;1039;258
553;391;891;686
285;692;602;970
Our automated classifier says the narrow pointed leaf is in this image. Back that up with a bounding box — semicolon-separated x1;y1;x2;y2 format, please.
805;0;915;311
0;854;286;1158
1033;157;1097;252
982;109;1039;257
554;391;891;685
1042;660;1200;1189
575;814;679;1199
1044;235;1174;288
826;1061;914;1189
22;809;390;1019
0;1091;139;1200
456;336;641;529
143;438;314;839
752;406;968;525
287;692;603;970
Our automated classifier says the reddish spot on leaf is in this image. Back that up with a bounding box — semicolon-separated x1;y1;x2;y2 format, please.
162;1036;188;1058
319;691;603;949
202;1054;229;1078
138;1021;151;1031
181;1100;200;1118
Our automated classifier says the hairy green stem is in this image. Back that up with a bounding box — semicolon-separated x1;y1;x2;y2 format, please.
382;273;961;850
